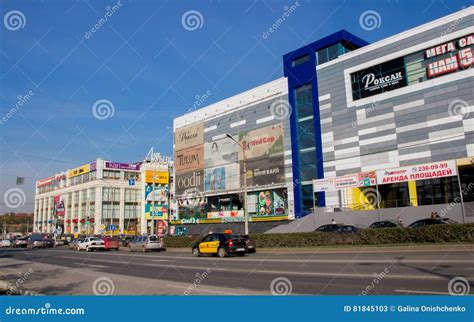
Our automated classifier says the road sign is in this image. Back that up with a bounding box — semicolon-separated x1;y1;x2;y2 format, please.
109;224;116;231
100;224;106;230
128;178;136;186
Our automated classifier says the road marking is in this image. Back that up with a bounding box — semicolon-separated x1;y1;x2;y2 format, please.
73;262;108;268
151;259;170;262
165;284;236;295
395;289;451;295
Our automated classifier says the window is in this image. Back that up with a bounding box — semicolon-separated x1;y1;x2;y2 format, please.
104;170;121;180
124;171;139;181
292;54;310;67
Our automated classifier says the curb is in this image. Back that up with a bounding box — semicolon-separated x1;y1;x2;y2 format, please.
0;280;42;296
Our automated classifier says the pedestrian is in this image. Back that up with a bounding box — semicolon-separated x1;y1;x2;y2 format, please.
397;216;403;227
331;219;336;224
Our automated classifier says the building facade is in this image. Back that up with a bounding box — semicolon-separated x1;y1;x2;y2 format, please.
34;156;173;235
174;7;473;226
172;78;295;226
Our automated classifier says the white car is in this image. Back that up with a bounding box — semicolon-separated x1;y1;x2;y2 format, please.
76;237;105;252
0;239;11;247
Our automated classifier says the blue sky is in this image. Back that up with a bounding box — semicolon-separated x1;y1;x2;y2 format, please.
0;0;470;212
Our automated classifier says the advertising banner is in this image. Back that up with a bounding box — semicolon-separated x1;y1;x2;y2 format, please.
376;160;457;185
204;138;239;168
313;177;337;192
105;161;140;171
204;164;240;193
53;195;65;216
207;210;243;219
38;174;66;187
358;171;376;187
239;123;283;160
68;163;91;178
243;155;285;187
175;170;204;196
144;203;168;220
174;145;204;173
313;174;367;192
174;122;204;151
145;185;169;202
144;170;169;184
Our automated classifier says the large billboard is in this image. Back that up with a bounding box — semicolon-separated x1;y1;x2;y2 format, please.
204;164;240;193
175;170;204;196
144;170;169;184
204;138;239;168
242;155;285;187
53;195;65;216
376;160;457;185
105;161;140;171
239;123;283;160
174;122;204;151
174;145;204;173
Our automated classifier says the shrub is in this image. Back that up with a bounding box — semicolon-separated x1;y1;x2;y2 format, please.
163;223;474;248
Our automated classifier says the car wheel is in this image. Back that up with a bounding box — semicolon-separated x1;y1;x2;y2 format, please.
217;248;226;258
192;247;200;257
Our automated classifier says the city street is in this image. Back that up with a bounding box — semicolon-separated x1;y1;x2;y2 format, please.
1;245;473;295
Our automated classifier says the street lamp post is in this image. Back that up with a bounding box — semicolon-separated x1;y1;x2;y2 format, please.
226;133;249;235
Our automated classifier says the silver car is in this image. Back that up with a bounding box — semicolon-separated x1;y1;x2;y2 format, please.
27;236;45;249
129;235;165;252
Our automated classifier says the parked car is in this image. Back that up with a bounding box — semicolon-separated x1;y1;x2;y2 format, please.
369;221;403;229
43;238;55;248
0;239;12;247
69;238;82;250
76;237;105;252
55;239;67;246
335;225;360;234
192;233;247;258
129;235;165;252
238;234;256;253
27;235;45;249
103;237;120;251
315;224;343;232
408;218;457;228
13;237;29;248
121;236;135;247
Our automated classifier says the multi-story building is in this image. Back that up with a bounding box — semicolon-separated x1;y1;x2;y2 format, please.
174;7;473;229
34;155;173;235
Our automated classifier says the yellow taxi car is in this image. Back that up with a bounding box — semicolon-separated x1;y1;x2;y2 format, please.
191;232;247;257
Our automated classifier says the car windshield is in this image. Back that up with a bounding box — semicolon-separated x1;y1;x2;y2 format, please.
149;236;158;241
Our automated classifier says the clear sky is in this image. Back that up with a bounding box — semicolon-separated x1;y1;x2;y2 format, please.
0;0;470;213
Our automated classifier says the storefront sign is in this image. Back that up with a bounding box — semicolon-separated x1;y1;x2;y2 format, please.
425;34;473;78
105;161;140;171
351;57;407;100
376;160;457;185
68;163;91;178
37;174;66;187
335;175;359;189
239;123;283;160
358;171;376;187
243;155;285;187
207;210;243;219
174;145;204;173
175;170;204;196
204;138;239;168
144;170;169;184
313;178;337;192
174;122;204;151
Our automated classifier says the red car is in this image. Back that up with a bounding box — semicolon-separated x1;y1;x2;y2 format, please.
103;237;120;251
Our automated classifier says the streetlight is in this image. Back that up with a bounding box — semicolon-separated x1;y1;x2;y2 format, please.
226;133;249;235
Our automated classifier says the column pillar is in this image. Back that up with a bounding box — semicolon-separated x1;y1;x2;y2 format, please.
119;187;125;234
95;186;103;234
408;180;418;207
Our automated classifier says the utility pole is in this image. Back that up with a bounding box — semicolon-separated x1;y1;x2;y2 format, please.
151;168;156;235
226;133;249;235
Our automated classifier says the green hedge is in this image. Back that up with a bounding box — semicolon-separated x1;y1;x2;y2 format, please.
163;223;474;248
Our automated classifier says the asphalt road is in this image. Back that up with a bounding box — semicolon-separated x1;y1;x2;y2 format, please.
1;245;473;295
